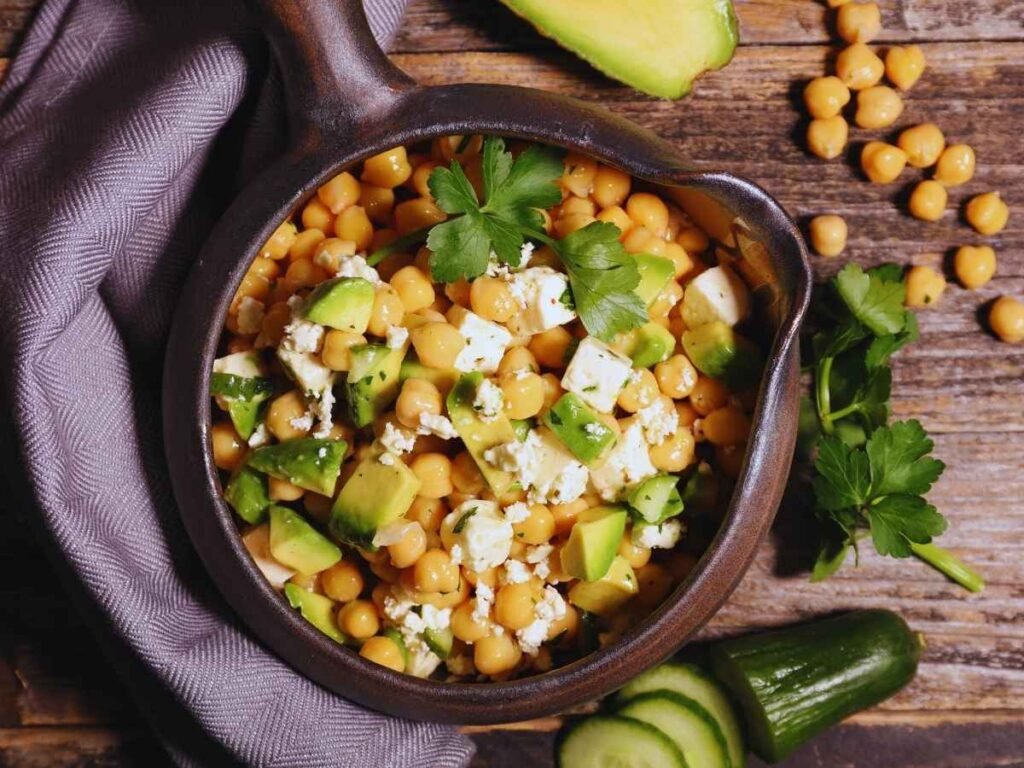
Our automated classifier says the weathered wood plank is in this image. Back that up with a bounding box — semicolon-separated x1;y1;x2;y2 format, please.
0;727;170;768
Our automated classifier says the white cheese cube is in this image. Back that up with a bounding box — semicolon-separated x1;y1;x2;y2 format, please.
449;307;512;374
277;347;335;396
681;264;751;329
507;267;576;335
528;428;590;505
441;500;513;573
632;519;684;550
561;337;633;413
589;420;658;501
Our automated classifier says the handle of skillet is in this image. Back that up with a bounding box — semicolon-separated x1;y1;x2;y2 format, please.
246;0;415;141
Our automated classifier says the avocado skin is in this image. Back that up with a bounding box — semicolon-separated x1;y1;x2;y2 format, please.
246;437;347;497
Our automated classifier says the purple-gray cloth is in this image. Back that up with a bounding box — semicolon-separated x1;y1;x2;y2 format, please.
0;0;474;765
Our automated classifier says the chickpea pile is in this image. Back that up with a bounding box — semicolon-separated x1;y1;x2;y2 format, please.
802;1;1017;342
212;136;759;682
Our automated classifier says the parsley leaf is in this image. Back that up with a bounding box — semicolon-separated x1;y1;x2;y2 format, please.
868;494;947;557
864;312;919;370
835;263;907;336
865;419;945;498
426;214;492;282
813;435;870;511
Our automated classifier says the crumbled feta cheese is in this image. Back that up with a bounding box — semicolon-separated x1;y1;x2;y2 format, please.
520;241;535;267
473;582;495;622
373;519;420;547
236;296;265;336
311;387;335;438
503;502;532;525
288;410;315;432
506;267;576;335
590;420;658;501
525;544;554;565
632;519;684;550
282;313;324;354
336;254;382;284
213;351;263;379
386;324;409;349
277;347;335;396
378;452;396;466
451;308;513;373
561;337;633;413
516;586;566;655
442;500;513;573
421;604;452;632
247;422;270;448
532;557;551;581
417;412;459;440
472;378;505;422
636;396;679;446
381;422;417;455
484;432;540;482
449;544;464;567
501;560;532;584
486;430;589;505
382;587;444;677
584;422;604;436
406;647;442;678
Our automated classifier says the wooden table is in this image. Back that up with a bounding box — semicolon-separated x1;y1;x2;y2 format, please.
1;1;1022;766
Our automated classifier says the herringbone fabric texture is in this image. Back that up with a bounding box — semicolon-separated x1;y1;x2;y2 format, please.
0;1;474;765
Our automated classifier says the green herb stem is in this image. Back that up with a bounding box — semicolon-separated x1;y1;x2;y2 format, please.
826;401;861;423
366;226;433;266
816;356;835;434
910;542;986;593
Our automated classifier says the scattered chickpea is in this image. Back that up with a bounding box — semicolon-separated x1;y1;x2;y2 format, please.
904;264;947;308
835;43;885;91
807;116;849;160
803;76;851;119
885;45;926;90
836;1;882;44
898;123;946;169
989;296;1024;343
932;144;976;188
861;141;907;184
809;214;848;257
953;245;997;289
359;635;405;672
854;85;903;129
965;192;1010;236
909;180;948;222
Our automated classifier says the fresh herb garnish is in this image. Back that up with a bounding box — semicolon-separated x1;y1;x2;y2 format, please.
805;264;984;592
453;507;478;534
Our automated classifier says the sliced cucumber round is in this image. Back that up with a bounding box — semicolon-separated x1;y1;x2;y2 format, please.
614;662;745;767
616;691;729;768
557;715;687;768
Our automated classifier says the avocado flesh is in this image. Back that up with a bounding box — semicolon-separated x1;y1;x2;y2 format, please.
224;466;271;524
346;342;406;427
329;455;422;548
269;506;342;575
400;358;459;397
303;277;374;333
284;583;347;643
447;373;519;495
560;506;628;581
627;322;677;369
498;0;739;99
634;254;676;305
681;320;762;389
247;437;347;497
568;555;638;615
543;392;617;464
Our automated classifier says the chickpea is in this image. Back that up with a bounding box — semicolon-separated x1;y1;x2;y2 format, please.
513;504;556;545
301;198;334;232
367;286;405;338
288;228;326;262
690;375;729;416
414;548;460;593
807;116;849;161
321;330;366;372
551;497;588;537
500;371;546;420
267;390;311;441
529;326;574;369
258;301;292;347
626;193;669;238
898;123;945;169
655;355;698;399
285;258;329;289
634;563;675;611
451;451;486;495
268;476;305;502
410;322;465;369
474;634;521;676
649;428;696;472
334;206;373;251
854;85;903;129
433;135;483;163
494;582;538;630
338;600;380;639
676;401;699;428
210;421;246;471
808;214;848;257
622;226;665;257
407;496;448;533
410;453;454;499
388;523;428;569
553;212;596;238
597;205;634;237
470;277;518;323
321;561;364;602
561;153;598;198
539;373;563;414
592;165;631;208
618;368;660;412
389;266;435;314
989;296;1024;343
904;264;947;308
909;180;947;222
395;378;442;430
835;43;885;91
452;601;491;642
965;192;1010;236
498;346;539;376
312;238;356;274
317;171;361;214
702;406;751;446
803;76;851;120
618;533;652;569
954;245;997;289
411;160;440;199
837;1;881;43
677;227;710;255
359;635;405;672
663;242;694;279
934;144;976;187
444;278;472;308
362;146;413;188
261;220;297;260
394;197;447;236
561;196;597;219
861;141;907;184
359;184;395;224
885;44;926;91
827;0;852;6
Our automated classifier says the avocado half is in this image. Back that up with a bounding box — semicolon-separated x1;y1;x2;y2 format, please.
498;0;739;99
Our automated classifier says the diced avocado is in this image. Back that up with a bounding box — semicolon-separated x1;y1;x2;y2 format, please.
269;506;342;575
423;627;454;659
227;400;267;440
284;583;346;643
681;320;762;389
383;628;409;669
447;373;519;495
241;523;295;589
498;0;738;100
568;556;638;615
302;277;374;333
247;437;347;496
510;418;534;442
634;254;676;306
631;322;677;369
560;506;628;581
400;357;459;397
329;455;422;547
346;343;405;427
224;466;271;524
543;393;617;464
681;264;751;329
210;364;274;440
628;474;684;525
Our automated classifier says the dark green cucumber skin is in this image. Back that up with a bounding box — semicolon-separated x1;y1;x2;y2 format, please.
710;609;921;763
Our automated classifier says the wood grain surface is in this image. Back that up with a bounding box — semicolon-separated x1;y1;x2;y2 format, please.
1;0;1022;766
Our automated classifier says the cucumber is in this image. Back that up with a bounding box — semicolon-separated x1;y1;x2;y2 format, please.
614;662;745;768
709;609;922;763
557;715;686;768
616;692;729;768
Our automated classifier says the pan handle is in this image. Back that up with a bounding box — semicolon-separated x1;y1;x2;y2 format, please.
246;0;416;142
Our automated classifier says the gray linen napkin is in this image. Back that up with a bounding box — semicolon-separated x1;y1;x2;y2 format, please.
0;0;475;765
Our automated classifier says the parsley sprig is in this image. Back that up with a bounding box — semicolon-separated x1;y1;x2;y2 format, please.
804;264;984;592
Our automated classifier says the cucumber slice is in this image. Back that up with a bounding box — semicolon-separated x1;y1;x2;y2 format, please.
557;715;686;768
614;662;745;768
617;691;729;768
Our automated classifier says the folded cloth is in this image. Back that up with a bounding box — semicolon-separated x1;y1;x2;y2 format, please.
0;0;475;765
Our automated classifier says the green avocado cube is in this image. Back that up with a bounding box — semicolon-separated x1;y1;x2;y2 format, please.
510;418;534;442
346;343;405;427
568;556;638;616
447;373;520;495
543;393;617;464
399;357;459;397
681;321;763;389
560;506;628;581
627;474;684;525
247;437;347;497
284;583;347;643
634;254;676;306
269;506;342;575
303;277;374;333
329;455;422;548
631;323;676;369
224;466;271;524
210;370;274;439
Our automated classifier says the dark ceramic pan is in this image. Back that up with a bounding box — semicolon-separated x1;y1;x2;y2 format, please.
163;0;812;724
